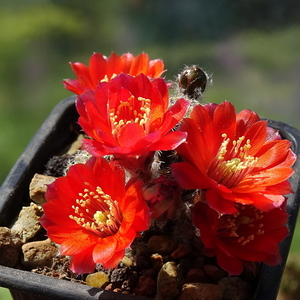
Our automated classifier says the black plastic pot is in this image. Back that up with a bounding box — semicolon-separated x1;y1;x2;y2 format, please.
0;96;300;300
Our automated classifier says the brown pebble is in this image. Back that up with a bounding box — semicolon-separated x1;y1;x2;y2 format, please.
29;173;56;204
104;283;114;291
218;277;252;300
194;256;205;268
0;227;22;267
186;268;211;283
203;264;227;282
142;268;158;280
147;235;178;254
133;276;157;297
10;203;43;243
178;282;225;300
156;261;184;300
21;238;58;268
171;243;192;259
150;253;164;271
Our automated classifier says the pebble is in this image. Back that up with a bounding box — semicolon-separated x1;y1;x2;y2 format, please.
178;282;225;300
104;283;114;291
171;243;192;259
203;264;227;282
21;238;58;268
133;275;157;297
147;235;178;254
29;173;56;204
186;268;211;283
10;202;43;243
194;255;205;268
0;227;22;267
142;268;158;280
86;271;109;288
218;277;252;300
150;253;164;271
121;256;133;267
156;261;183;300
110;267;131;283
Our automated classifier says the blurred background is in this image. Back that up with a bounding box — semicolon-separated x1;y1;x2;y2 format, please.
0;1;300;299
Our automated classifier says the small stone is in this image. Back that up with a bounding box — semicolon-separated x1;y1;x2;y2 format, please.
150;253;164;271
178;282;225;300
104;283;114;291
0;227;22;267
11;203;43;243
142;268;158;280
21;238;58;268
186;268;211;283
147;235;178;254
121;256;133;267
218;277;252;300
194;256;205;269
171;243;192;259
133;276;157;297
86;272;109;288
110;267;130;283
29;173;56;204
203;264;227;282
156;261;184;300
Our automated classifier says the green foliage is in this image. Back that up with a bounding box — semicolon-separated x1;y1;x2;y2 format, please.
0;288;11;300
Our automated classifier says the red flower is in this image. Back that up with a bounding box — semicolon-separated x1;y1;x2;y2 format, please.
76;73;189;173
171;101;296;214
193;201;289;275
40;157;150;274
63;52;165;95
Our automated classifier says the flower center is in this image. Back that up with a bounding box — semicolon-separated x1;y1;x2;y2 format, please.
69;186;123;237
109;96;151;136
217;205;265;246
208;134;258;188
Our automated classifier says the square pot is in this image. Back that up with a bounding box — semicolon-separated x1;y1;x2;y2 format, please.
0;97;300;300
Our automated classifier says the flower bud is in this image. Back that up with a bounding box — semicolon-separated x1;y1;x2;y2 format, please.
178;65;208;99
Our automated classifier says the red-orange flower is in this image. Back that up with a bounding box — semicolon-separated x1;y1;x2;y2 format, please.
171;101;296;214
40;157;150;274
193;201;289;275
63;52;165;95
76;73;189;173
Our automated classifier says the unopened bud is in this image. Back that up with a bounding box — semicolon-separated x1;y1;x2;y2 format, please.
178;65;208;99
